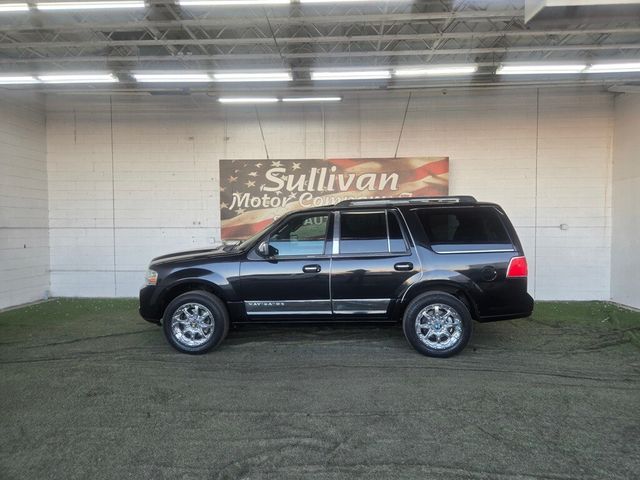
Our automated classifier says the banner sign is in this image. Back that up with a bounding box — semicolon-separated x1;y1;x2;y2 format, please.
220;157;449;239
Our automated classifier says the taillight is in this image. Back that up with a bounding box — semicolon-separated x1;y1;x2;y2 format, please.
506;256;528;278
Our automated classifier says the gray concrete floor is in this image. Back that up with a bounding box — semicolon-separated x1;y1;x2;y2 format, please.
1;299;639;480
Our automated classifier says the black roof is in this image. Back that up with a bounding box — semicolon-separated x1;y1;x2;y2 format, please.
255;197;507;240
334;196;477;208
291;196;497;216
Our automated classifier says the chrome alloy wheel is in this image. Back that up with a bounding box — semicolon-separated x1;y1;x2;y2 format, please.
170;302;215;348
415;303;463;350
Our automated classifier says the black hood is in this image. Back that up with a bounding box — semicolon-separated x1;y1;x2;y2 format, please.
150;245;238;267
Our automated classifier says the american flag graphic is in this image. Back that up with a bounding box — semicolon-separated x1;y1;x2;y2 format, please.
220;157;449;239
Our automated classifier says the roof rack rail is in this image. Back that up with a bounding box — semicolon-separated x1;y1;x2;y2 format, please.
335;196;477;208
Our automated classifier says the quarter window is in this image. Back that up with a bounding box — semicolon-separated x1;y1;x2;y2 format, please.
416;207;510;244
269;213;329;256
339;210;408;255
387;212;408;253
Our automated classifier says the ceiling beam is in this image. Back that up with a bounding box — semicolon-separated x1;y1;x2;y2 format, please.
0;10;523;34
3;77;639;96
1;42;638;65
1;27;638;50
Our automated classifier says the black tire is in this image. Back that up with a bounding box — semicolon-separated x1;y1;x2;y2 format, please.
402;292;472;358
162;290;230;354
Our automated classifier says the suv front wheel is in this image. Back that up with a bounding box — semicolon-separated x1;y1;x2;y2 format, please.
162;291;230;354
402;292;472;357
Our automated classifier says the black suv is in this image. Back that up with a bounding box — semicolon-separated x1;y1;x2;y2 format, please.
139;196;533;357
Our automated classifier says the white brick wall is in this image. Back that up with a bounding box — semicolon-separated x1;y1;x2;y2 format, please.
45;87;615;301
611;94;640;309
535;90;613;300
0;93;49;310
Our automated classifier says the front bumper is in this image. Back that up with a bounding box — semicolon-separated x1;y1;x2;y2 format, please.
139;285;162;324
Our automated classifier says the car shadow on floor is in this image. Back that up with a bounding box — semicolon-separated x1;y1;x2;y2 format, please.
223;320;505;354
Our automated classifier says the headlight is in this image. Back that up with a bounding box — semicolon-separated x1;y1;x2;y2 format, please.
144;269;158;286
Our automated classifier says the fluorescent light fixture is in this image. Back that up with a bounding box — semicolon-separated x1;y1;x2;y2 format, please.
36;1;145;10
133;73;212;82
0;3;29;12
38;73;118;84
311;70;391;81
496;64;586;75
0;76;39;84
282;96;342;102
213;71;292;82
178;0;290;5
218;97;279;104
586;62;640;73
394;65;478;77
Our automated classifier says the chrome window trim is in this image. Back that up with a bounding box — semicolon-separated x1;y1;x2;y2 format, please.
332;211;340;255
249;254;331;261
329;251;412;259
385;210;391;253
435;248;515;254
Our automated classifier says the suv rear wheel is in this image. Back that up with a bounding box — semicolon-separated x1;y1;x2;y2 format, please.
402;292;472;357
162;291;230;354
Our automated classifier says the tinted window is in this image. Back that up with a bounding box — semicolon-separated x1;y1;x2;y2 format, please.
388;212;408;253
340;212;388;254
416;207;510;244
339;210;408;254
270;213;329;256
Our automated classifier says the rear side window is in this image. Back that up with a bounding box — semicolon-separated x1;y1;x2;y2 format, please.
416;207;511;245
339;210;408;254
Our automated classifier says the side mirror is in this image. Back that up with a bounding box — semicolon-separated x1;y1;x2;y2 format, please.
257;241;279;258
257;241;270;257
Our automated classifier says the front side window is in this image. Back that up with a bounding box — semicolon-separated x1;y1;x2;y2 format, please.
339;210;408;255
269;213;329;256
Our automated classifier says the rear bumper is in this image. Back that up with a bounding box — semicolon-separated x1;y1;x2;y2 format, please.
139;285;162;324
477;293;534;322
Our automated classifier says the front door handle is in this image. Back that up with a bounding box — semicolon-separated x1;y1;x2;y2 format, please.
303;264;321;273
394;262;413;271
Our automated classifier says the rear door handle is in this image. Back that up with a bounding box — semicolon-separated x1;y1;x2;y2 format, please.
394;262;413;271
303;264;321;273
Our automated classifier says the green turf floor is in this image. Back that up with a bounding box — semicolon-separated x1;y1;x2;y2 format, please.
1;299;639;479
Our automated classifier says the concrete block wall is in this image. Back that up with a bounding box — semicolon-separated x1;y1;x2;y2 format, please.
45;87;614;301
611;93;640;309
536;90;613;300
0;93;49;310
